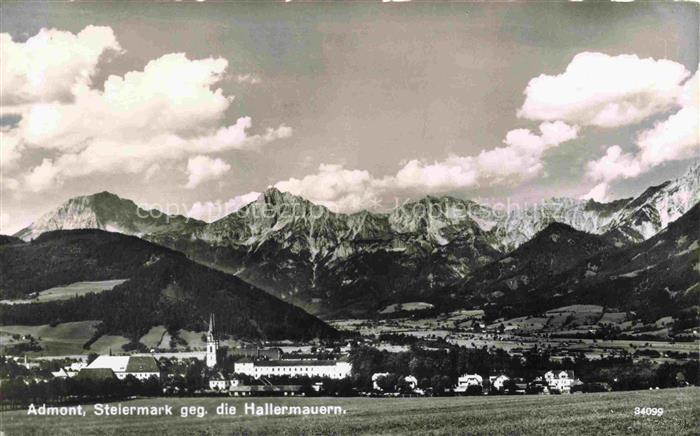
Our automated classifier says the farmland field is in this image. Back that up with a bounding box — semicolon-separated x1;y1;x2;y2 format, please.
1;388;697;435
0;321;101;356
329;311;700;363
0;280;128;305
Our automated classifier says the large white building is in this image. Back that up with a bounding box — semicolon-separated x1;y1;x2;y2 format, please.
454;373;483;393
234;359;352;379
544;370;576;393
85;355;160;380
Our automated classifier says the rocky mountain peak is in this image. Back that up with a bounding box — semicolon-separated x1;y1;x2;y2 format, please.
257;187;302;205
15;191;200;241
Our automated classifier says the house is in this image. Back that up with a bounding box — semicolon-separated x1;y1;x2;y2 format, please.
51;360;87;378
371;374;420;393
208;373;228;391
85;355;160;380
403;375;418;390
544;370;576;393
454;373;483;393
17;355;39;370
68;361;88;371
372;372;391;391
50;368;78;379
489;374;510;392
513;382;528;394
234;359;352;379
229;384;304;396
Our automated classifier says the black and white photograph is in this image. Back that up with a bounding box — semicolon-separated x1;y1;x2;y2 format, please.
0;1;698;434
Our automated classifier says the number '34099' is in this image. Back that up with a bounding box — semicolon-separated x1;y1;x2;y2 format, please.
634;407;664;416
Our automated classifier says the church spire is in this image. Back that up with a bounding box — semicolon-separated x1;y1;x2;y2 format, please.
206;312;218;368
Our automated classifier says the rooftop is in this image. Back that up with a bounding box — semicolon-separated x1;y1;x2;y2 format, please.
249;360;343;367
87;356;129;372
229;385;303;392
77;368;117;381
86;355;159;373
126;356;160;373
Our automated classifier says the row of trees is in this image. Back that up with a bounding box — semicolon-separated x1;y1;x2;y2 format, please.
347;345;699;392
2;345;696;406
0;376;161;409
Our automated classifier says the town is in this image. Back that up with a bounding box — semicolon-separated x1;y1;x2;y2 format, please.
1;313;697;409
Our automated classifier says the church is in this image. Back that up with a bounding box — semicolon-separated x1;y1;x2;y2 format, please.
206;313;218;368
205;313;352;379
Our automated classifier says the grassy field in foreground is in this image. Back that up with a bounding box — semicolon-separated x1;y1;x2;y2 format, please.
1;388;698;435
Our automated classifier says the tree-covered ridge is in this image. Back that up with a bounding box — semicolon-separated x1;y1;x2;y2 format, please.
0;230;337;341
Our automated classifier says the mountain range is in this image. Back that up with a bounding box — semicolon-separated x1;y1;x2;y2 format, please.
10;160;700;319
442;203;699;322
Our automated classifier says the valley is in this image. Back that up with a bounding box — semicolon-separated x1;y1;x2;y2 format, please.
1;161;698;363
330;303;699;364
12;161;699;319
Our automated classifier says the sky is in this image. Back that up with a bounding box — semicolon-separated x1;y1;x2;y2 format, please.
1;1;698;233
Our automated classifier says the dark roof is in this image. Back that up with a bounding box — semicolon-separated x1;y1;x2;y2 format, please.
253;360;339;367
77;368;117;381
229;385;303;392
548;370;575;378
126;356;159;373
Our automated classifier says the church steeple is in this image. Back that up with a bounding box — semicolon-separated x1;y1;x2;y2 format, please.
206;313;218;368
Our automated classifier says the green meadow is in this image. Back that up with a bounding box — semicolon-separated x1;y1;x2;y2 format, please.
1;387;697;435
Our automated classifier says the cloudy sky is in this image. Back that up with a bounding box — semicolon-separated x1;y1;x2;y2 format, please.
1;1;698;233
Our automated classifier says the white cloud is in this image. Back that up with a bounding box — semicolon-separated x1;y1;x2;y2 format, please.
395;121;578;191
187;191;260;222
582;66;699;193
18;52;231;149
0;212;11;234
144;164;161;182
519;52;690;127
185;155;231;189
235;74;261;85
271;122;579;213
4;27;291;191
274;164;384;212
224;191;261;212
585;145;643;183
23;158;61;192
0;128;22;170
636;69;699;167
1;177;19;192
1;26;122;109
580;182;610;203
393;157;478;191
